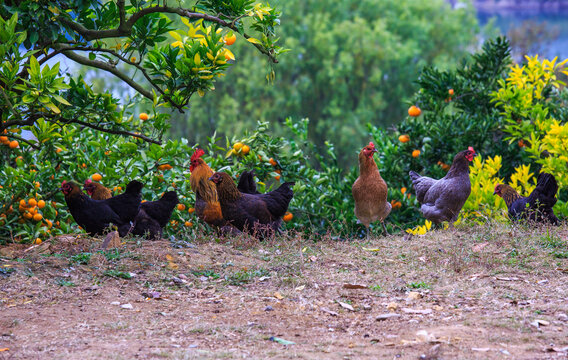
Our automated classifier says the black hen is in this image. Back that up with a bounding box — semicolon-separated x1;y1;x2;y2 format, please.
61;180;142;236
237;170;260;194
494;172;559;225
132;191;179;239
209;172;294;237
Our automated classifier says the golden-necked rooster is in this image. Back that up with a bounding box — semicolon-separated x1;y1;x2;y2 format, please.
189;149;226;227
352;142;391;236
494;172;559;225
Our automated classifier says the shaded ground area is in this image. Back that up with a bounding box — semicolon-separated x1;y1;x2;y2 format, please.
1;223;568;359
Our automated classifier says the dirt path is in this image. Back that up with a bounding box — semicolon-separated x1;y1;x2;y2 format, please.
1;224;568;359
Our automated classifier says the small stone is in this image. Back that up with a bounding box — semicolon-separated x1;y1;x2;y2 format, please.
110;301;121;306
120;303;133;310
433;305;443;311
376;313;401;321
264;306;274;312
178;274;188;280
558;313;568;321
407;291;422;300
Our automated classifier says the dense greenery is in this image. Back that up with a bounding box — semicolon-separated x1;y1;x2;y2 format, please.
170;0;480;167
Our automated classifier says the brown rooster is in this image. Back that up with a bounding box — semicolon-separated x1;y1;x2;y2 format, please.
189;148;226;227
352;142;391;236
209;172;295;238
494;172;559;225
84;179;112;200
409;147;475;226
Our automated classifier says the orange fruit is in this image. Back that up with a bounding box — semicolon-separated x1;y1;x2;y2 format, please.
177;204;186;211
518;139;525;148
184;221;193;227
33;213;42;221
45;219;53;229
19;199;27;207
0;136;8;143
28;198;37;207
157;164;172;171
56;148;63;153
224;33;236;46
37;200;46;209
23;212;33;219
412;149;421;158
92;173;102;181
34;238;42;245
283;212;293;222
408;105;421;117
105;150;111;155
269;158;277;166
275;175;281;181
401;187;407;194
131;56;136;62
139;113;149;121
241;145;250;155
448;89;454;96
9;140;19;149
398;134;410;143
233;142;244;151
188;207;195;214
34;181;40;189
81;163;87;168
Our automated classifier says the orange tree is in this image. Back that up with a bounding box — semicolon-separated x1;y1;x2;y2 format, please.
0;1;284;242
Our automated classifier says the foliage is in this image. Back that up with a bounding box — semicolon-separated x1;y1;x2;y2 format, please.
0;0;284;141
170;0;481;167
491;55;568;188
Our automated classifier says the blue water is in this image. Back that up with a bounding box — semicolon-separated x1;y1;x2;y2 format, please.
477;10;568;60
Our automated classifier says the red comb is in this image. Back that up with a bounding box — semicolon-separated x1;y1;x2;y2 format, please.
368;142;375;148
468;146;475;153
191;148;205;162
85;178;92;185
61;180;67;186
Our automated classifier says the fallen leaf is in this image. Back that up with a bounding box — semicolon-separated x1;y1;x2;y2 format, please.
407;291;422;300
343;283;368;289
295;285;305;291
361;247;381;252
495;276;520;281
274;292;284;300
309;256;317;262
338;301;354;311
472;242;489;253
166;254;174;261
321;307;339;316
269;336;295;345
0;348;8;352
376;313;401;321
168;261;179;270
387;302;398;311
402;308;432;315
471;348;491;352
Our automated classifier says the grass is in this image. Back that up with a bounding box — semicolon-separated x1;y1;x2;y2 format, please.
103;270;132;279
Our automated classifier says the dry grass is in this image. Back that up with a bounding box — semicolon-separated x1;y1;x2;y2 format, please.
1;221;567;359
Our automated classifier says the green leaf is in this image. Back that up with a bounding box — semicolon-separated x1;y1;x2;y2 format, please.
29;55;40;76
44;102;61;114
52;94;71;105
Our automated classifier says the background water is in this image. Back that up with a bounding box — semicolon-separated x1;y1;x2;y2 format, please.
477;9;568;60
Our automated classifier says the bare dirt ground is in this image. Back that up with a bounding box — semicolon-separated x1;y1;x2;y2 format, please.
1;223;568;359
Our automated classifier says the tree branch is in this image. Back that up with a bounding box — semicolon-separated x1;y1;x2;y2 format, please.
69;118;161;144
57;5;278;63
54;44;154;100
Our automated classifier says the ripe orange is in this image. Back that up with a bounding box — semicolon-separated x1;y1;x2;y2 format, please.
45;219;53;229
92;173;103;181
412;149;421;158
269;158;277;166
9;140;19;149
34;238;42;245
131;56;136;62
81;163;87;168
28;198;37;207
283;212;293;222
224;33;236;45
241;145;250;155
23;212;32;219
188;207;195;214
401;187;407;194
0;136;8;143
34;181;40;189
398;134;410;143
408;105;421;117
233;142;244;151
33;213;42;221
275;175;281;181
139;113;149;121
448;89;454;96
56;148;63;153
157;164;172;171
19;199;27;207
518;139;526;148
184;221;193;227
177;204;186;211
37;200;46;209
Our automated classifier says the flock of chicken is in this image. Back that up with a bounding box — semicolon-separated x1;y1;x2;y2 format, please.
353;142;559;236
60;143;560;240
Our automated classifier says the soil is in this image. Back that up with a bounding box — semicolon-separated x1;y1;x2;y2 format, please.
1;224;567;359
